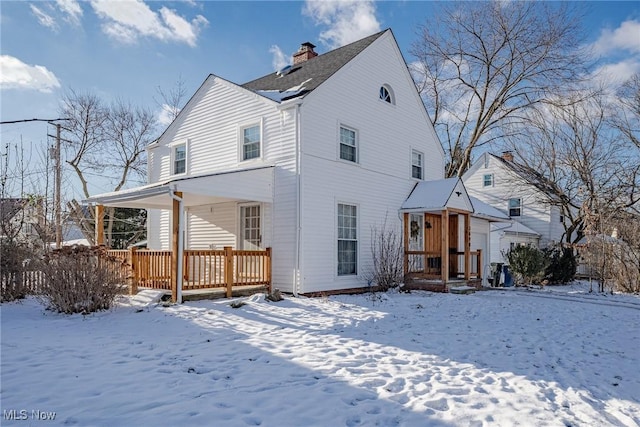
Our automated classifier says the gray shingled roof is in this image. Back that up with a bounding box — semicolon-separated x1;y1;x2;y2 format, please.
242;30;387;101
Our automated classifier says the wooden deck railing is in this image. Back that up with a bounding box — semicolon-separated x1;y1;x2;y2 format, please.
107;247;271;295
404;249;482;280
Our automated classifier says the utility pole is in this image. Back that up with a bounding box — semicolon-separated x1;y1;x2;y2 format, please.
54;123;62;249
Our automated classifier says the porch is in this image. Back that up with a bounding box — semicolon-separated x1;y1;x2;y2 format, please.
107;247;271;301
401;179;485;291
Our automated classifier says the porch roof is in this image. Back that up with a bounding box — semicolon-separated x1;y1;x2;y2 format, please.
400;178;473;213
491;221;540;236
470;196;510;222
85;166;274;209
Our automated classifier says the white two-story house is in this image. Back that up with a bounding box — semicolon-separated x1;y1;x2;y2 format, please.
89;29;506;301
463;152;571;263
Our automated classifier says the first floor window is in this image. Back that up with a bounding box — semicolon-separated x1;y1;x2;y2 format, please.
339;126;357;162
412;150;423;179
338;203;357;275
243;125;261;160
173;143;186;174
509;198;522;217
483;174;493;187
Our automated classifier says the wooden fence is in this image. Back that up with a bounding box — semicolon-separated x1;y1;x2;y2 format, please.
404;249;482;280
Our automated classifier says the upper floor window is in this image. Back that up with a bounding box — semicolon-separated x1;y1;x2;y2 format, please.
173;143;186;175
379;84;394;104
339;126;357;163
242;125;261;161
509;198;522;217
483;174;493;187
412;150;423;179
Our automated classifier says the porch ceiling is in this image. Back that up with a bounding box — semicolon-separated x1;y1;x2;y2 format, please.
85;166;274;209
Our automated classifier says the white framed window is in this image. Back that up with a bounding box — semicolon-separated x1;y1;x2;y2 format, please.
241;124;261;161
339;126;357;163
172;142;186;175
483;174;493;187
379;84;395;104
412;149;423;179
508;198;522;217
239;204;261;250
337;203;358;276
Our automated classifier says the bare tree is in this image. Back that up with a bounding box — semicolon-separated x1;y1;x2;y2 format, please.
155;76;188;124
411;1;589;177
60;90;156;246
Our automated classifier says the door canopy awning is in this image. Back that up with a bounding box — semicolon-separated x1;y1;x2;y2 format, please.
85;166;274;209
401;178;473;213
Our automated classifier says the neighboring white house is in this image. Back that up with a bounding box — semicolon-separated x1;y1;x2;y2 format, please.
463;152;569;263
88;29;506;299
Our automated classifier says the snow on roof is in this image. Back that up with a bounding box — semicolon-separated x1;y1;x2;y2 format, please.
255;89;305;102
401;178;464;211
491;221;540;236
470;196;510;221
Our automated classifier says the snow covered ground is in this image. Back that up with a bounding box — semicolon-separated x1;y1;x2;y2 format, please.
1;283;639;426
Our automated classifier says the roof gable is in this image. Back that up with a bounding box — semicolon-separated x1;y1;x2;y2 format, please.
401;178;473;212
241;30;387;101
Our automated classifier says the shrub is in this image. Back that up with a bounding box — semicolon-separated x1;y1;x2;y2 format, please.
505;245;549;286
1;239;33;302
40;246;124;314
365;220;404;291
543;246;577;284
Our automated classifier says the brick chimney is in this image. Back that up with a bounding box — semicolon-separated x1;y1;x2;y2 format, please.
501;151;514;162
293;42;318;65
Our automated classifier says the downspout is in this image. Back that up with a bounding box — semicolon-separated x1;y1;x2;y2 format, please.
293;103;302;297
170;188;184;304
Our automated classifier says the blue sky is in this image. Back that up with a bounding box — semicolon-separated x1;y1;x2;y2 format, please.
1;1;639;197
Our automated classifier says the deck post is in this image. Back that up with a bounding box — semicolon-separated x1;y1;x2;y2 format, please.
224;246;234;298
266;247;272;293
129;246;138;295
403;212;409;276
464;212;471;281
476;249;482;280
441;209;449;284
95;204;104;246
171;192;182;303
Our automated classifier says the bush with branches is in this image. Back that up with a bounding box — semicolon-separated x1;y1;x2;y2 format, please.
0;239;33;302
543;246;577;284
365;221;404;292
40;245;125;314
505;245;549;286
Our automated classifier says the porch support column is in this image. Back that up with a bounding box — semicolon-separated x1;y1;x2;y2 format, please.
441;209;449;284
403;212;409;276
171;191;183;303
464;212;471;281
95;204;104;246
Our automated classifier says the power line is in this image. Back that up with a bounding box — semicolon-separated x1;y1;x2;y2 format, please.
0;118;70;125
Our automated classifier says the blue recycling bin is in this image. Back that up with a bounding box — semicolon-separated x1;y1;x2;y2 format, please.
503;265;513;287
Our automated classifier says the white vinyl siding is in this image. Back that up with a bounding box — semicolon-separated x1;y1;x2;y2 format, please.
339;126;357;163
337;203;358;275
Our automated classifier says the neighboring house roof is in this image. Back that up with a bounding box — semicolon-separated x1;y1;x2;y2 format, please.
401;178;473;213
242;30;387;101
491;221;540;237
470;196;510;222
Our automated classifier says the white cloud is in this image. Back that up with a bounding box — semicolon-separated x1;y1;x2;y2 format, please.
157;103;179;126
91;0;208;47
303;0;381;49
56;0;83;25
0;55;61;93
592;59;640;88
269;45;290;71
30;4;58;31
592;19;640;56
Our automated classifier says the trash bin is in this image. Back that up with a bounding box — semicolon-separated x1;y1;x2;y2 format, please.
503;265;513;287
490;263;503;287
